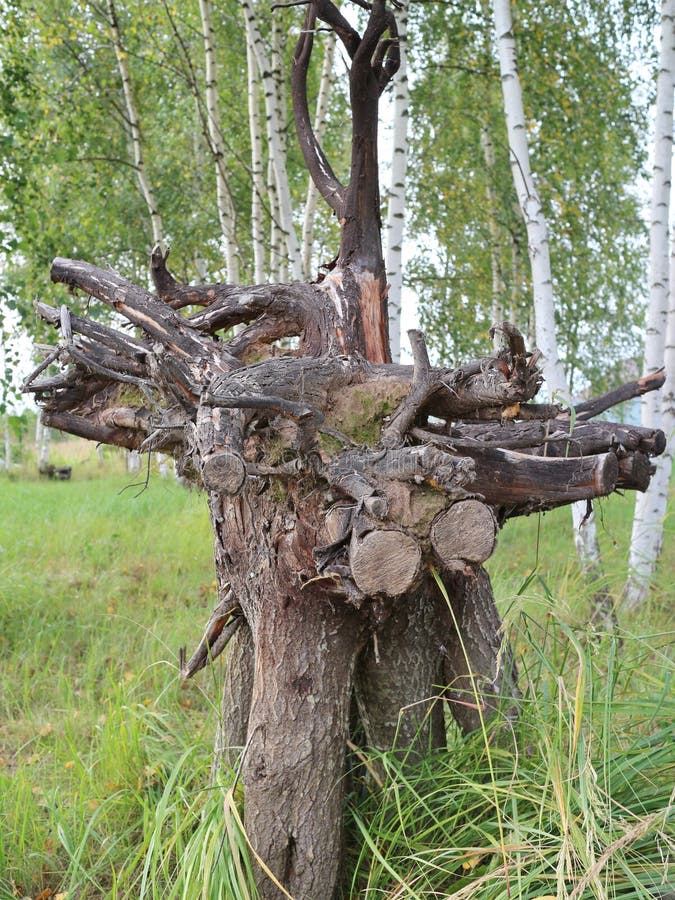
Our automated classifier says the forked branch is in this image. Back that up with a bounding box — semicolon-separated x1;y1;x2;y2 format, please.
292;3;345;214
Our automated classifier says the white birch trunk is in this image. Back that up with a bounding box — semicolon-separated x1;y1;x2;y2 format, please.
479;0;505;330
384;1;410;364
301;33;336;280
493;0;566;396
625;0;675;609
247;39;267;282
127;449;141;475
157;453;169;478
108;0;164;247
481;121;505;327
272;16;292;284
268;156;283;282
493;0;603;572
3;415;10;470
625;238;675;605
198;0;241;282
241;0;302;279
36;417;51;470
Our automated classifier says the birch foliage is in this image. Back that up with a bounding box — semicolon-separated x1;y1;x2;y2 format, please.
409;0;651;389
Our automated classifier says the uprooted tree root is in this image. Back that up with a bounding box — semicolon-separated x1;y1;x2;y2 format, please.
24;254;665;898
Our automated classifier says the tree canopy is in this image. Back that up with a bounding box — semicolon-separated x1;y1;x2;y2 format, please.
0;0;659;396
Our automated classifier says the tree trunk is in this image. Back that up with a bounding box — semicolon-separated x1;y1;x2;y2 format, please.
246;38;267;282
3;415;11;470
35;415;51;471
199;0;241;282
107;0;164;247
441;564;519;734
354;575;447;754
301;33;336;280
242;0;302;278
384;0;409;363
625;0;675;609
493;0;605;589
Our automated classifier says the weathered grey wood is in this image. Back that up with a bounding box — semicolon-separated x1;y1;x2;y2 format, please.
51;257;215;360
180;590;241;681
350;528;422;597
196;404;246;494
540;421;666;458
430;500;497;566
461;447;619;512
327;445;475;498
414;421;548;450
42;410;143;450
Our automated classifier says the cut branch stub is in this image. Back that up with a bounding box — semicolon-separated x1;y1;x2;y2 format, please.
430;500;497;568
196;404;246;494
350;527;422;597
202;450;247;494
460;447;619;513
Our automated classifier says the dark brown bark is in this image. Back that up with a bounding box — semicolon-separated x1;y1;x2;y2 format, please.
354;577;447;754
573;369;666;420
441;565;519;733
212;622;254;774
245;592;364;899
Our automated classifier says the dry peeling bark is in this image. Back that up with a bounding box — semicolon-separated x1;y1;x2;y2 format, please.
24;2;666;897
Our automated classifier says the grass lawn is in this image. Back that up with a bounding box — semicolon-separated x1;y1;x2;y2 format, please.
0;440;672;898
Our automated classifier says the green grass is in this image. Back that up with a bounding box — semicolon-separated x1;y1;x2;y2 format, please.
0;444;672;898
347;598;674;898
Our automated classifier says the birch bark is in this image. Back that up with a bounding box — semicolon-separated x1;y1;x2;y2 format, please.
35;416;50;470
301;33;336;280
108;0;164;247
247;40;267;282
493;0;603;573
3;416;11;470
626;2;675;608
384;0;409;363
481;121;505;328
241;0;302;279
198;0;241;282
626;239;675;605
479;1;505;330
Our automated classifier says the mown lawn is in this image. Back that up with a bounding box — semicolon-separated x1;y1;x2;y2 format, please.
0;442;672;898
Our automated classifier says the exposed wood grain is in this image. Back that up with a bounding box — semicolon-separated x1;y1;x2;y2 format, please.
350;528;422;597
430;501;497;565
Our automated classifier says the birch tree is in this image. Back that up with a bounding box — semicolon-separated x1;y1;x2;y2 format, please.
409;0;648;384
384;0;409;362
35;416;50;471
241;0;302;279
625;0;675;609
198;0;241;281
247;40;267;282
107;0;164;249
2;416;10;471
493;0;605;572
